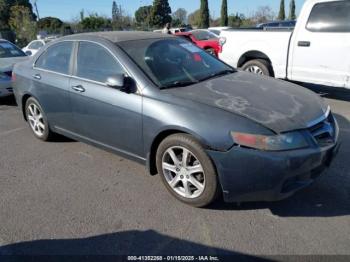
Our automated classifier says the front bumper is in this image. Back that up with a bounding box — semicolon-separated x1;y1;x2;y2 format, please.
0;78;13;97
207;142;340;203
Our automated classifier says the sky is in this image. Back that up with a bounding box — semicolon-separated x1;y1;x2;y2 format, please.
35;0;306;22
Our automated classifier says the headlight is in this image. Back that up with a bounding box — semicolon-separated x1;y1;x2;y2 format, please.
231;131;308;151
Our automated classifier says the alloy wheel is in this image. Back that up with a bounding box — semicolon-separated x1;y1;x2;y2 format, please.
162;146;205;199
245;65;264;75
27;103;45;137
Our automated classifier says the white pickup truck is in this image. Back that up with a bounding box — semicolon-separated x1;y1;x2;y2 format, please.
219;0;350;89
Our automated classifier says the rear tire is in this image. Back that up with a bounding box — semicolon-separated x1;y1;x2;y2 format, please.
25;97;54;141
156;134;220;207
241;59;272;76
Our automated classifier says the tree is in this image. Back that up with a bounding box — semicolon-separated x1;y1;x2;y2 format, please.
220;0;228;26
112;1;118;21
278;0;285;20
79;14;112;31
135;5;152;26
289;0;296;20
0;0;36;29
173;8;187;24
253;6;275;24
37;17;63;34
149;0;172;28
188;9;201;27
9;5;36;46
199;0;209;28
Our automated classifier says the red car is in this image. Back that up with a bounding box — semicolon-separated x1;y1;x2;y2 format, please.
175;30;222;57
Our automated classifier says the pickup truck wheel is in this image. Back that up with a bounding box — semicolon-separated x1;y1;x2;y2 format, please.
242;59;272;76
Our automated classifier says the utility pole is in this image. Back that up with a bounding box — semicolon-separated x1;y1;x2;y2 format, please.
33;0;40;20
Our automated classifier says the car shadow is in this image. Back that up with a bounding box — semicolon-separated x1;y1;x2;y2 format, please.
209;113;350;218
0;230;271;261
0;95;17;106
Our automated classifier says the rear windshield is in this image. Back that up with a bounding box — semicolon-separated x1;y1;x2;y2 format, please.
0;41;26;58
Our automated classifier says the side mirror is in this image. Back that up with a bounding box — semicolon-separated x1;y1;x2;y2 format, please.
25;51;32;56
106;74;136;94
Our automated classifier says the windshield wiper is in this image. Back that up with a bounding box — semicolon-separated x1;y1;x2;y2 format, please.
199;69;235;82
160;80;199;89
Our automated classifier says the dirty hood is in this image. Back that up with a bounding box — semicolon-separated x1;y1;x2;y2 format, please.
165;72;328;133
0;56;29;72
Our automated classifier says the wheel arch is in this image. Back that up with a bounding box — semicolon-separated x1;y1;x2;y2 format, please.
21;93;33;121
237;50;274;76
147;128;210;176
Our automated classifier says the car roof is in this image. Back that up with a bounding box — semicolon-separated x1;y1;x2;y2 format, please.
60;31;174;43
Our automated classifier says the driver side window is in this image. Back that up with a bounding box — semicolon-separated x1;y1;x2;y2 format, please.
76;42;125;83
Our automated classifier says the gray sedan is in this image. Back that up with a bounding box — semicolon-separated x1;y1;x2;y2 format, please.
12;32;339;207
0;39;28;97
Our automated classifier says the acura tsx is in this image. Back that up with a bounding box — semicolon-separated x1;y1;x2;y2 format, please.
12;32;339;207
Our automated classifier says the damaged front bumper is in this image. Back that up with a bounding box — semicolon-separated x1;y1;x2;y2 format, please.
207;141;340;203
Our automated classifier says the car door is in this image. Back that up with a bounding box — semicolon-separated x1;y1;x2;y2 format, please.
289;0;350;88
32;41;75;131
69;41;143;157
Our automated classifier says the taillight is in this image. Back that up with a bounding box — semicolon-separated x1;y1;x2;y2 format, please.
11;72;16;82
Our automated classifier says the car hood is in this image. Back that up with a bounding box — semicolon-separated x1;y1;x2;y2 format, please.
164;72;328;133
0;56;29;72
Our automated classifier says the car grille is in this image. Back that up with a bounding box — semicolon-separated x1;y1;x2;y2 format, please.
6;87;13;92
308;113;336;147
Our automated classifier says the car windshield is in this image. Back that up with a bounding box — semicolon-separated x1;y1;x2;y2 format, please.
118;38;234;89
0;41;26;58
191;30;218;41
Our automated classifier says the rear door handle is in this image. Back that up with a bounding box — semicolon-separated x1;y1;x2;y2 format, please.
71;85;85;92
298;41;311;47
33;74;41;80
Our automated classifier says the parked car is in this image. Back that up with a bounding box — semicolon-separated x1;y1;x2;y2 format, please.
219;0;350;89
13;32;339;207
0;39;28;97
22;39;50;56
208;26;231;36
175;30;222;56
256;20;296;29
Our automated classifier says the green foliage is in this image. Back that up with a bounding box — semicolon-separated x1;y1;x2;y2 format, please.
199;0;209;29
278;0;286;20
220;0;228;26
135;5;152;28
149;0;172;28
9;5;36;46
79;14;112;31
188;9;200;27
0;0;36;30
289;0;296;20
228;13;252;28
37;17;63;34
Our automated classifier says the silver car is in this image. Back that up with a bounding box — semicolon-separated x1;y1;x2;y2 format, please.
0;39;28;97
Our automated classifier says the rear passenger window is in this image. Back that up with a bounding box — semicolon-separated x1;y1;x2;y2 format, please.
35;42;73;74
306;1;350;32
76;42;124;83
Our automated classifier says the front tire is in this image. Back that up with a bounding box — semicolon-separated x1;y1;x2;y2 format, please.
156;134;220;207
25;97;53;141
241;59;272;76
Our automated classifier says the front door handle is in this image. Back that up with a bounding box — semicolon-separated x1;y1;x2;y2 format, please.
33;74;41;80
298;41;311;47
71;85;85;92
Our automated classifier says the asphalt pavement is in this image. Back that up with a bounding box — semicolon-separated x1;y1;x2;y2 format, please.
0;87;349;257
